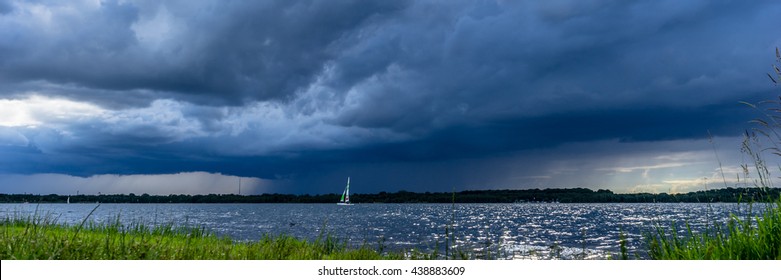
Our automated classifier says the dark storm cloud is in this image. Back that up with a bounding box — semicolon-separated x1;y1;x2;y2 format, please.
293;0;779;144
2;0;775;108
0;0;410;106
349;101;758;163
1;0;780;193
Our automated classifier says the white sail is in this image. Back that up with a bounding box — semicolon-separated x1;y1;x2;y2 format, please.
337;177;352;205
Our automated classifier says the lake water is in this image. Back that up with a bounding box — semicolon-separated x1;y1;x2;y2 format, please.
0;203;761;259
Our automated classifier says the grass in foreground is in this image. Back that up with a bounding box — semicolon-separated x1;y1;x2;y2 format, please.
645;196;781;260
0;213;405;260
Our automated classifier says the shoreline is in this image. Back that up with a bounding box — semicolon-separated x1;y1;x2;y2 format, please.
2;187;779;204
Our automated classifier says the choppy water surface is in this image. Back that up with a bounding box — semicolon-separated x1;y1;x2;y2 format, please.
0;203;761;259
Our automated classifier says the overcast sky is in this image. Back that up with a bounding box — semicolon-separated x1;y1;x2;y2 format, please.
1;0;780;195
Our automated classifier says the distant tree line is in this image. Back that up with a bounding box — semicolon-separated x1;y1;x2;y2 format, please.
1;187;779;204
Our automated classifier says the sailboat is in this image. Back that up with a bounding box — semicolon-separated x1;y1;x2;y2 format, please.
67;196;70;204
337;177;352;205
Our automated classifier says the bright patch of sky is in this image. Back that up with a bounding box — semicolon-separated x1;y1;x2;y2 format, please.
0;95;105;127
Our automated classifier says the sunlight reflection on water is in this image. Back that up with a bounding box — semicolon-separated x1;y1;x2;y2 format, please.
0;202;763;259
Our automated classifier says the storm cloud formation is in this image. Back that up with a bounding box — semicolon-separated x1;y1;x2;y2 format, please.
1;0;780;194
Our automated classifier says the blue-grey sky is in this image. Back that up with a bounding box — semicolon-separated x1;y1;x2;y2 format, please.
1;0;780;195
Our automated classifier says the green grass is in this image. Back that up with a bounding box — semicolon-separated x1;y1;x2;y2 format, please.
0;212;404;260
645;196;781;260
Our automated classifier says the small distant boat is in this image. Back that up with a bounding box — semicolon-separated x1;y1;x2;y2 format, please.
337;177;352;205
67;196;70;204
